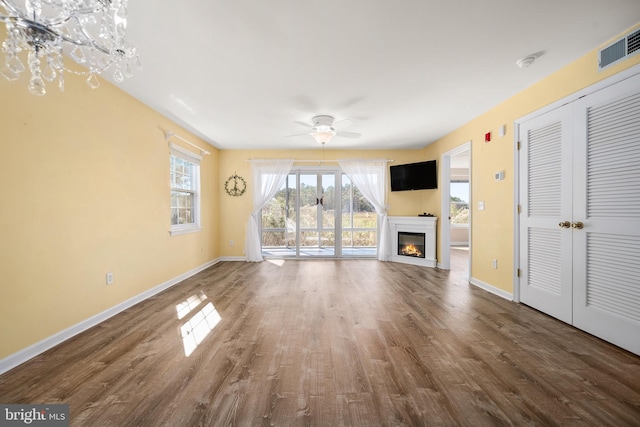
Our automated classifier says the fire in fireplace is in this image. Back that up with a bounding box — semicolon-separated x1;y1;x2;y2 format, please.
398;232;426;258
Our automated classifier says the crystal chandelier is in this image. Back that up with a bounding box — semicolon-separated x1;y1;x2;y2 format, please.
0;0;140;95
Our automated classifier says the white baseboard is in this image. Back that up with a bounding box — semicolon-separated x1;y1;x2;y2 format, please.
0;258;220;376
469;277;513;301
218;256;246;262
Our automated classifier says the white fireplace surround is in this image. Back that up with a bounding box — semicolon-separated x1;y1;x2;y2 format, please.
388;216;438;267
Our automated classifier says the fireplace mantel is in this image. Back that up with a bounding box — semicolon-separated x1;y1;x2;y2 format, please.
388;216;437;267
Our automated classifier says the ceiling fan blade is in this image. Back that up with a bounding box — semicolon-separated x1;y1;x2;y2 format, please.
333;119;354;130
336;131;361;139
285;132;311;138
294;121;313;128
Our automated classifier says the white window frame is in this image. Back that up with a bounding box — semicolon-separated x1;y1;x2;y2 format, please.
169;143;202;236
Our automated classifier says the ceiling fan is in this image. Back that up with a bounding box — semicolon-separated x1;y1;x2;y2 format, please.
288;115;361;145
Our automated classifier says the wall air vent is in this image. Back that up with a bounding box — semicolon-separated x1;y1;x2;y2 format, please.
599;28;640;70
628;29;640;55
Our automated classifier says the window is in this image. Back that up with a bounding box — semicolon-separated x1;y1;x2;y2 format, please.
170;143;201;235
341;174;377;252
261;173;295;248
450;182;469;225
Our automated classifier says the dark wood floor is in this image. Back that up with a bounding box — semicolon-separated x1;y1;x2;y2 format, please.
1;252;639;426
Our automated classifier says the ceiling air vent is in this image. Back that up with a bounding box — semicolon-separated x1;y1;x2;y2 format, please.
599;28;640;70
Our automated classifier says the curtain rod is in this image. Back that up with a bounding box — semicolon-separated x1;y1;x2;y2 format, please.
165;131;211;155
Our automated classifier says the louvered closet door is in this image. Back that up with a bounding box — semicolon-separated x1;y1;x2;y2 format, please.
519;106;574;324
571;74;640;355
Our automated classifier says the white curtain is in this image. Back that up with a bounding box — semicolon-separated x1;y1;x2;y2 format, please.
338;159;391;261
245;159;294;262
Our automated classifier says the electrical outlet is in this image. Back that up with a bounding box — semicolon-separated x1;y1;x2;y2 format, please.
106;272;114;285
492;259;498;269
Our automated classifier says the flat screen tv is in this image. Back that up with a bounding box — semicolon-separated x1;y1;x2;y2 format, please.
390;160;437;191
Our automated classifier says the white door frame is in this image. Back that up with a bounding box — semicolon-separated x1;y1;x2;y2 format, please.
440;141;471;274
291;167;340;258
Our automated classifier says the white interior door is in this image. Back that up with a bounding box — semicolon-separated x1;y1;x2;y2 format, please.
571;74;640;355
519;72;640;355
519;106;574;324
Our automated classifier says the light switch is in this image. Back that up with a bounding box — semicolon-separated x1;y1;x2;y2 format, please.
478;201;485;211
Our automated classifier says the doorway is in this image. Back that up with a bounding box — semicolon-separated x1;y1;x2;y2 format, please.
440;142;471;275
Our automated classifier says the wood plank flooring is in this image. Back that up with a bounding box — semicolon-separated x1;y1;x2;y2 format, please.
1;254;640;426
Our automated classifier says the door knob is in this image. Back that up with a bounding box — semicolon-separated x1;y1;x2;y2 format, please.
571;221;584;229
559;221;571;228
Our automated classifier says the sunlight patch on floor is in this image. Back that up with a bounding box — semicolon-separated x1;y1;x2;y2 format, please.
180;302;221;357
175;292;208;320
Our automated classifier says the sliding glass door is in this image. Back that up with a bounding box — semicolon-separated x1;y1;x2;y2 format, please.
261;170;335;257
261;169;377;258
298;172;335;256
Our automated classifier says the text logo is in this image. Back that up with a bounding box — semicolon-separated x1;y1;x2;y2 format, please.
1;404;69;426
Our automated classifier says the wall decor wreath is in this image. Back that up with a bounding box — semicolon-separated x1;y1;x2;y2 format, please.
224;173;247;197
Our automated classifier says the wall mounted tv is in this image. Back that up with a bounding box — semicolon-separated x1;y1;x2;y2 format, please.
390;160;437;191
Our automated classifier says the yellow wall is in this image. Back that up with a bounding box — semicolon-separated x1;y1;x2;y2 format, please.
0;66;220;359
422;24;640;293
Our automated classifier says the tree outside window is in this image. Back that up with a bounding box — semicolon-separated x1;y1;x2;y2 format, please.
450;182;469;225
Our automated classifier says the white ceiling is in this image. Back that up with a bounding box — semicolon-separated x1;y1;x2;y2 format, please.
117;1;640;151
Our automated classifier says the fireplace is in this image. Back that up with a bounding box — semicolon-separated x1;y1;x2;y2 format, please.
398;232;425;258
388;216;437;267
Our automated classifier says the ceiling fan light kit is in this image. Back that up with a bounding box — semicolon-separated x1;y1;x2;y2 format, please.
311;129;336;145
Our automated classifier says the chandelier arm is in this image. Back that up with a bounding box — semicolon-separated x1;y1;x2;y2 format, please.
61;19;113;55
1;15;60;40
61;33;113;55
64;14;128;57
2;16;115;57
